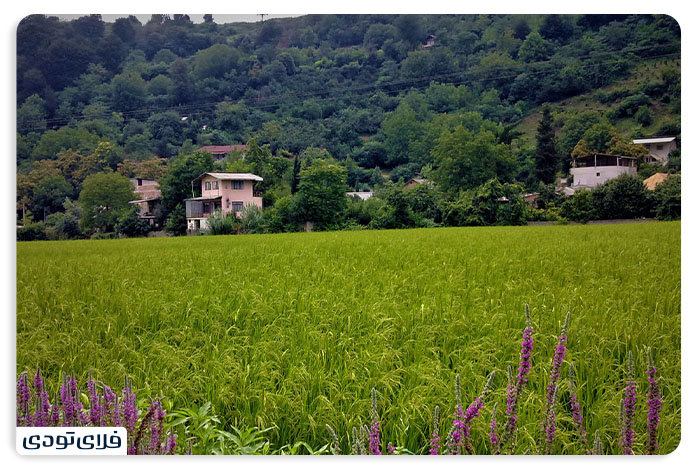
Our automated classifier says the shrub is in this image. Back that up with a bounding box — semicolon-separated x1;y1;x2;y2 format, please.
17;222;47;241
206;209;239;235
561;189;596;223
116;206;151;237
239;205;265;234
651;175;680;220
592;174;652;219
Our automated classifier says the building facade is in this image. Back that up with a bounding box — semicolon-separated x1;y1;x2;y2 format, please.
631;136;677;165
569;154;637;189
184;172;263;233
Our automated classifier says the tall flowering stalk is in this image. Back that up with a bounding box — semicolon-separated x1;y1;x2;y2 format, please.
429;406;440;455
326;424;341;455
619;351;637;455
87;370;103;426
645;348;662;455
591;431;603;455
568;364;589;453
368;388;382;455
17;371;32;426
543;312;570;454
496;304;534;454
148;398;166;454
489;403;499;451
32;368;51;426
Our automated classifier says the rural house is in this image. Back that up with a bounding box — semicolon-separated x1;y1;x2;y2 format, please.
184;172;263;233
569;153;637;189
129;178;161;227
198;145;250;161
631;136;677;165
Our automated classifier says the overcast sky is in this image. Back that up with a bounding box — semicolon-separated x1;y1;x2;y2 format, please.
56;14;301;24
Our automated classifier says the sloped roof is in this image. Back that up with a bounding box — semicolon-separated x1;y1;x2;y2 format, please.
198;145;249;154
632;136;676;145
192;172;263;184
643;172;670;191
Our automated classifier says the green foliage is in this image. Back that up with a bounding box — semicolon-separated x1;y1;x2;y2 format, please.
206;210;239;236
651;175;680;220
518;31;554;63
431;126;517;193
116;205;151;237
535;105;558;184
78;171;135;233
17;222;48;241
158;151;215;216
592;173;652;219
560;189;596;223
164;203;187;236
295;160;348;229
31;175;74;217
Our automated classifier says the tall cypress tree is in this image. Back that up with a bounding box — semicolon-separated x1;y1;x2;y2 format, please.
535;105;558;185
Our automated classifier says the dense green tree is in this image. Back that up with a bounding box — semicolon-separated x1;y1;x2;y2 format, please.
592;173;652;219
294;160;348;229
111;72;148;112
535;106;558;184
652;174;680;220
518;32;554;63
30;175;74;219
17;94;47;135
78;172;135;233
431;126;518;194
158;151;215;221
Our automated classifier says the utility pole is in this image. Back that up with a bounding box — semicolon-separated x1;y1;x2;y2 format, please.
259;14;267;22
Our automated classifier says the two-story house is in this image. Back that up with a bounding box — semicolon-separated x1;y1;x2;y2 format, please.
631;136;677;165
184;172;263;233
128;178;162;227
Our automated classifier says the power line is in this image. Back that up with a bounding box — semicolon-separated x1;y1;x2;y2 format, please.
17;42;680;130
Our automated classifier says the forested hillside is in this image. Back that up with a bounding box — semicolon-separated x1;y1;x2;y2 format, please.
16;14;681;237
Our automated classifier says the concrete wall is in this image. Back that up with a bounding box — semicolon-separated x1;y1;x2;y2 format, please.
570;166;637;188
637;141;677;164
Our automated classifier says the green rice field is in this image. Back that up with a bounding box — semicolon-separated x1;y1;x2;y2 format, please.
16;222;681;454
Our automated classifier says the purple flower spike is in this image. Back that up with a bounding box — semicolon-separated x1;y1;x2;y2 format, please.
429;406;440;455
489;403;499;450
368;388;381;455
646;348;662;455
165;432;177;455
17;371;32;426
148;398;166;454
497;305;534;454
620;351;637;455
544;312;570;454
87;371;103;426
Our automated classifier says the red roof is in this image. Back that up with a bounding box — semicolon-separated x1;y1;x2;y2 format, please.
198;145;249;155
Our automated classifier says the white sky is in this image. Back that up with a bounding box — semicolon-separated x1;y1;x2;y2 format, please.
55;14;301;24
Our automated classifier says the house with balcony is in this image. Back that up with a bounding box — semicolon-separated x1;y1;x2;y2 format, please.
128;178;161;227
569;153;637;190
632;136;677;165
184;172;263;233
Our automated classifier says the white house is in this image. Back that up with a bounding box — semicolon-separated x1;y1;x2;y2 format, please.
632;136;677;165
570;153;637;189
346;191;375;201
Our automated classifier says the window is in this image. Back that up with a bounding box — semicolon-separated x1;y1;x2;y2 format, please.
231;202;243;212
656;145;664;150
232;180;243;190
596;172;601;177
203;202;210;214
137;179;143;186
205;181;211;190
212;181;219;190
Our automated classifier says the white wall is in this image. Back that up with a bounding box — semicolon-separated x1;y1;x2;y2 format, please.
570;166;637;188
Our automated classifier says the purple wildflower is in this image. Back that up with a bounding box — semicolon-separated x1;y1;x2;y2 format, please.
148;398;166;454
489;403;499;450
497;305;534;454
387;443;396;455
87;371;103;426
568;364;589;453
102;384;121;426
326;424;341;454
368;388;381;455
165;431;177;455
121;376;139;435
429;405;440;455
619;351;637;455
543;312;570;454
646;348;662;455
32;369;51;427
592;430;603;455
17;371;32;426
50;390;61;426
449;371;495;454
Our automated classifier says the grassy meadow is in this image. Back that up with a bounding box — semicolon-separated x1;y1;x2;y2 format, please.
16;222;681;454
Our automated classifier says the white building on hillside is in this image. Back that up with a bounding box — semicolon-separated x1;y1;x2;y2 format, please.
570;153;637;189
632;136;677;165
